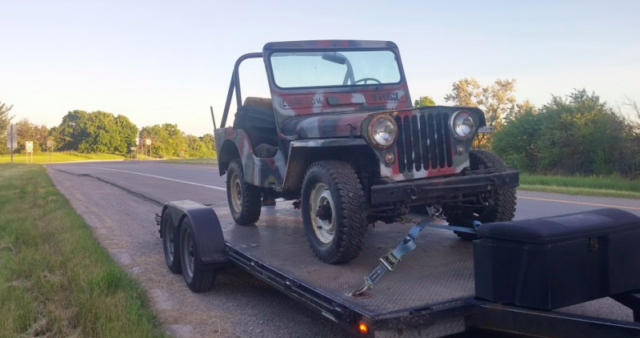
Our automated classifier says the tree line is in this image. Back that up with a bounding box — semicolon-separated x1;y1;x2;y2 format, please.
418;78;640;178
3;79;639;177
0;106;216;158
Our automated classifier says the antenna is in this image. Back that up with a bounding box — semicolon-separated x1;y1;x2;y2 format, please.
210;106;217;130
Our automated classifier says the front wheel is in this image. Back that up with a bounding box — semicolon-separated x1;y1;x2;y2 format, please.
301;161;368;264
446;150;517;240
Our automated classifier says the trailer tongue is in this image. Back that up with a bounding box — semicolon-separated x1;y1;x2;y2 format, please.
157;201;640;337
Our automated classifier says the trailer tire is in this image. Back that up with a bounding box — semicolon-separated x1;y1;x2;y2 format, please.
447;150;517;240
179;218;216;293
161;212;181;274
227;159;261;225
301;161;368;264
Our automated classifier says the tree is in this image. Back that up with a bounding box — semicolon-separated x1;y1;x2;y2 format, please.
14;119;49;153
0;100;13;133
414;96;436;107
493;89;636;177
139;124;216;158
53;110;138;154
444;78;517;128
200;133;216;157
0;100;14;154
139;124;187;158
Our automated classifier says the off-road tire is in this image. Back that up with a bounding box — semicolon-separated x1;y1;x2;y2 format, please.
301;161;368;264
180;219;217;293
227;159;261;225
447;150;517;240
161;212;181;274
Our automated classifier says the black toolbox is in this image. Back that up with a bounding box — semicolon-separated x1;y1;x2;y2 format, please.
474;208;640;310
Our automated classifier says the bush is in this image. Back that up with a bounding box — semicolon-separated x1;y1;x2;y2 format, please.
492;89;639;178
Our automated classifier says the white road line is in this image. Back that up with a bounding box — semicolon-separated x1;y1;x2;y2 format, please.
92;167;227;191
519;196;640;211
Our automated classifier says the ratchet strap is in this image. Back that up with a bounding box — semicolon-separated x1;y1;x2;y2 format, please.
348;218;481;297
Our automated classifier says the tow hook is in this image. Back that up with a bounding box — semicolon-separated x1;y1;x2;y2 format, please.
408;187;418;199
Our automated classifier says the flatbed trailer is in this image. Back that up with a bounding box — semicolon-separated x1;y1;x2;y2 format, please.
157;201;640;337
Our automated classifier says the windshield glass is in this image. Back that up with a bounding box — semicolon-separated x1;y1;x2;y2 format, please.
270;50;401;89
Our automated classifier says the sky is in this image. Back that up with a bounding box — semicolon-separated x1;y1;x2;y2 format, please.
1;0;639;136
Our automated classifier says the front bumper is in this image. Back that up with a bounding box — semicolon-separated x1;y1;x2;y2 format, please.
370;170;520;206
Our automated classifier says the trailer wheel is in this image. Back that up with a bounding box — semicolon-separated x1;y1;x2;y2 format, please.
161;212;181;274
301;161;368;264
446;150;517;240
179;219;216;293
227;159;261;225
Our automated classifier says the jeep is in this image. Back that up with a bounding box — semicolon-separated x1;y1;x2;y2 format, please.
214;40;519;264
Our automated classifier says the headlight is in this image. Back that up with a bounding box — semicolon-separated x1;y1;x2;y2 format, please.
450;110;476;139
369;115;397;148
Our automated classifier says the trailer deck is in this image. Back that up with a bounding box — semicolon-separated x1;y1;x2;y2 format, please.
219;205;473;313
160;201;640;337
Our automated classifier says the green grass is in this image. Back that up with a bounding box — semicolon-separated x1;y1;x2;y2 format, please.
0;164;168;338
519;173;640;200
0;152;126;164
162;157;218;165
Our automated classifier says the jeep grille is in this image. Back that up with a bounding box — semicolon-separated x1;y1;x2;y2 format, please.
395;112;453;173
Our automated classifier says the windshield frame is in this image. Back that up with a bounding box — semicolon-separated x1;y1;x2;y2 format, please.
266;48;405;91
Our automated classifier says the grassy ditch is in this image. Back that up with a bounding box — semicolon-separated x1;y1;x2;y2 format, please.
162;157;218;165
519;173;640;200
0;164;167;338
0;152;126;164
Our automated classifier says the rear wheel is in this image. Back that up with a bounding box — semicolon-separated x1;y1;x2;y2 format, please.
227;159;261;225
301;161;368;264
161;212;181;274
446;150;517;240
180;219;216;293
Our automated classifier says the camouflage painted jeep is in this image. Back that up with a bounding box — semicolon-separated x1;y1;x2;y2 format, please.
215;40;519;264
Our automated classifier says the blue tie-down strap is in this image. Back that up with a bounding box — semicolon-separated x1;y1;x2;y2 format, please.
348;218;481;297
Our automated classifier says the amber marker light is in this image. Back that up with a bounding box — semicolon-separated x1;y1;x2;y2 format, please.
359;323;368;334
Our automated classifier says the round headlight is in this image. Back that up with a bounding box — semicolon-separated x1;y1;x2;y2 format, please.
451;111;476;138
370;116;397;148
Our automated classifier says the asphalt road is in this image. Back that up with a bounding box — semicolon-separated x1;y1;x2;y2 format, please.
45;161;640;337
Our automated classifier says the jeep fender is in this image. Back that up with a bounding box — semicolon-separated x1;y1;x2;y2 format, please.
281;138;368;194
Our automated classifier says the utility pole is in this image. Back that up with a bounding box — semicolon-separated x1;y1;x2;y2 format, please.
10;124;14;163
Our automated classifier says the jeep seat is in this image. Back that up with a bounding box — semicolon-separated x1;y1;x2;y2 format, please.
233;97;279;157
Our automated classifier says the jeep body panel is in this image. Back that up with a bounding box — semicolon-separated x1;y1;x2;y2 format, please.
215;128;286;189
360;106;486;182
263;40;412;139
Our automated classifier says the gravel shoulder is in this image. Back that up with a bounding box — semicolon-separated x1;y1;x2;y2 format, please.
47;168;349;338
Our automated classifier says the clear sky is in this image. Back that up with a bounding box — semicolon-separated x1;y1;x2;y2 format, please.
1;0;639;136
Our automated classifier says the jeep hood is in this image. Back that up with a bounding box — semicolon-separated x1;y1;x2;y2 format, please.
280;111;378;139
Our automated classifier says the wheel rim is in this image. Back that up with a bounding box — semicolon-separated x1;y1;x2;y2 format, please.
230;172;242;213
182;228;195;280
163;219;175;262
309;182;336;244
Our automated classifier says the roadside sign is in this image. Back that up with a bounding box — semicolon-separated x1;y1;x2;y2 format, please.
47;140;53;148
145;138;152;146
6;125;17;149
25;141;34;164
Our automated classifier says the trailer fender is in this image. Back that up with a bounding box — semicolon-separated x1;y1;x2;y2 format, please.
162;200;228;266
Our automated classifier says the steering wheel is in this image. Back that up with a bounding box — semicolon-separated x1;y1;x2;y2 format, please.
354;78;382;85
